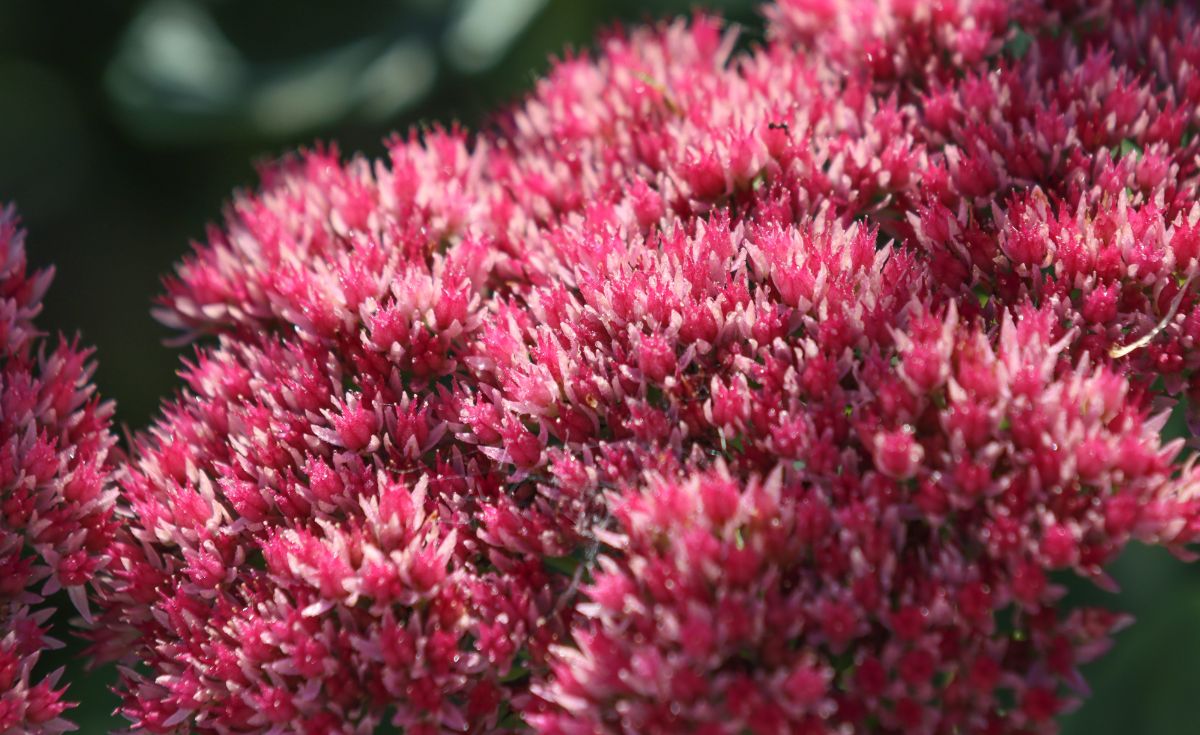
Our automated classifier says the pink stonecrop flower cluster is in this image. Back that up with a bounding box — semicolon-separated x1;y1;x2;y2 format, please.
0;207;116;734
6;0;1200;733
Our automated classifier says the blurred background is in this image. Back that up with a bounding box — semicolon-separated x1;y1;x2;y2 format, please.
0;0;1196;732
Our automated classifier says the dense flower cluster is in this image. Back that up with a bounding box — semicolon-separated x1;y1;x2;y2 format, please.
0;207;116;734
532;308;1197;734
96;1;1200;733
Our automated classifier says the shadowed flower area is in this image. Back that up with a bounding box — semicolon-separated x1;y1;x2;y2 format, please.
0;208;116;733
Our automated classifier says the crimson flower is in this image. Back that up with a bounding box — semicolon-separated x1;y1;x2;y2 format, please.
94;2;1200;733
0;206;116;734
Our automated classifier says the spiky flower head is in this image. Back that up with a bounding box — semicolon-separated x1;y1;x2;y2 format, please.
101;1;1200;733
0;206;116;735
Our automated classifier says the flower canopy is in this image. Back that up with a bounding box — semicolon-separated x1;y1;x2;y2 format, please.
8;1;1200;734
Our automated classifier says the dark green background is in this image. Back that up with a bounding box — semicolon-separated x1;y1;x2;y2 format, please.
0;1;1196;731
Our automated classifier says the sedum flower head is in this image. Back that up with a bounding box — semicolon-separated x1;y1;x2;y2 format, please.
0;206;116;735
102;1;1200;733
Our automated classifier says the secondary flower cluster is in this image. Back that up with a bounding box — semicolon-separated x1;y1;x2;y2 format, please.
68;0;1200;734
0;207;116;734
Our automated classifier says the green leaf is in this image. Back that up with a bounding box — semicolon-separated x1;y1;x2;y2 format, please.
1119;138;1142;160
1005;29;1034;59
543;553;581;576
